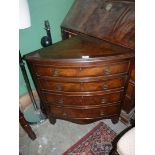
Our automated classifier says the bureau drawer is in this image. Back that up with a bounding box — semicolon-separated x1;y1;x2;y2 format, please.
43;91;122;106
38;77;126;92
34;61;129;77
49;103;120;118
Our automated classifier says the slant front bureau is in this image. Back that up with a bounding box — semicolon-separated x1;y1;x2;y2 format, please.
24;35;134;124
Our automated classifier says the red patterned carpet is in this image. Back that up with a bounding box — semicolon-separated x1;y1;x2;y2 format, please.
63;122;117;155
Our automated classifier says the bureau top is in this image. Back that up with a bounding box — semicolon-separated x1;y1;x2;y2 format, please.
61;0;135;49
24;35;134;62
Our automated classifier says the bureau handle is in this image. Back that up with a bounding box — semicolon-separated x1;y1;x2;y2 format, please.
102;84;109;90
101;98;107;104
58;99;64;104
100;111;105;116
103;69;111;75
62;112;67;117
52;69;59;76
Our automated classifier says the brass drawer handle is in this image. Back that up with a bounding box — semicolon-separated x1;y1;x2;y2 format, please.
103;69;111;75
100;111;104;116
62;112;67;117
101;98;107;104
52;69;59;76
102;84;109;90
58;99;64;104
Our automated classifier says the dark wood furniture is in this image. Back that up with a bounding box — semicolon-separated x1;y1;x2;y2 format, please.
24;35;134;124
61;0;135;49
61;0;135;124
19;110;36;140
109;118;135;155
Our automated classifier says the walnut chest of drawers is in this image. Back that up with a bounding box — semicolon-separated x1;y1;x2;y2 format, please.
24;35;134;124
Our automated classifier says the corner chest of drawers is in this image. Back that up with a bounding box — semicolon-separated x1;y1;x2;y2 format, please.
24;35;134;124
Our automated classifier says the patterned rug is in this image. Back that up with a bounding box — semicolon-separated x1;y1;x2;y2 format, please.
63;122;117;155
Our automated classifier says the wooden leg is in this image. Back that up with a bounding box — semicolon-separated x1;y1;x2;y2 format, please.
49;117;56;124
111;116;119;124
19;110;36;140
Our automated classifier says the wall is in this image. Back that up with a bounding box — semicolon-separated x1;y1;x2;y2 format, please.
19;0;75;96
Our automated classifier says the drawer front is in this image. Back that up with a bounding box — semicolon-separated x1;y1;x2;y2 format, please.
49;104;120;118
43;92;122;105
38;77;126;92
34;61;129;77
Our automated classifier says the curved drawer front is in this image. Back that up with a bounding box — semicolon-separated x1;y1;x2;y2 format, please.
34;61;129;77
43;92;122;106
49;104;120;118
38;77;126;92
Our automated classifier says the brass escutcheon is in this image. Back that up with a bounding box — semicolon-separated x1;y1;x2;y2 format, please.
102;84;109;90
52;68;59;76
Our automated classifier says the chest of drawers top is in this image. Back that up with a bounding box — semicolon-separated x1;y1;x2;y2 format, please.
24;35;134;64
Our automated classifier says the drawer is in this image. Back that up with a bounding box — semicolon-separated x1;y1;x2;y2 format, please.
38;77;126;92
43;91;122;105
49;103;120;118
34;61;129;77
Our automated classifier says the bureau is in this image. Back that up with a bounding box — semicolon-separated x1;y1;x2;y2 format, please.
24;35;134;124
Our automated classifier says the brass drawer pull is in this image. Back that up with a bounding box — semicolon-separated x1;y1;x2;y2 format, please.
100;111;104;116
52;69;59;76
103;69;111;75
102;84;109;90
101;98;107;104
58;99;64;104
62;112;67;117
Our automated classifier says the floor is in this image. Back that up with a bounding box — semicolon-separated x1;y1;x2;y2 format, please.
19;117;128;155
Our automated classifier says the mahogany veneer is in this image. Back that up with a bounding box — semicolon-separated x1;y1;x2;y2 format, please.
24;35;134;124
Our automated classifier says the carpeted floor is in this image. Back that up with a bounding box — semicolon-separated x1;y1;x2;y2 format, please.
63;122;117;155
19;118;128;155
